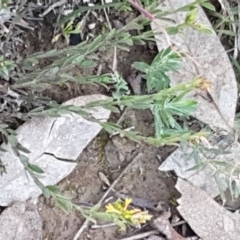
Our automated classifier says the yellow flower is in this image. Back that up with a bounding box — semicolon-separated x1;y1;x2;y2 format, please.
105;203;121;214
131;211;153;223
199;78;211;92
105;198;153;229
123;198;132;210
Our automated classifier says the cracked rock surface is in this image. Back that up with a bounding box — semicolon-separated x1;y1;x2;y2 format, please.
0;94;110;206
0;200;42;240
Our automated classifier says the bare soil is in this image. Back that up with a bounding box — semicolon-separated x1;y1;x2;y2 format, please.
39;128;178;240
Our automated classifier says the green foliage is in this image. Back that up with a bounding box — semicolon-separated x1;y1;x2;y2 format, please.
0;0;233;230
86;77;206;140
0;56;15;81
60;2;123;24
52;20;82;44
0;0;9;8
152;98;196;137
133;47;182;92
204;1;237;38
13;25;151;93
112;72;130;101
186;139;240;201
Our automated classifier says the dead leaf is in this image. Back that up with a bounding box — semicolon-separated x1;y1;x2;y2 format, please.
0;200;42;240
151;212;187;240
52;34;61;43
176;178;240;240
99;171;111;187
151;0;237;132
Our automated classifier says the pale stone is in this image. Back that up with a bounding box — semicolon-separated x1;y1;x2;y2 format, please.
0;200;42;240
0;94;110;206
176;179;240;240
151;0;237;132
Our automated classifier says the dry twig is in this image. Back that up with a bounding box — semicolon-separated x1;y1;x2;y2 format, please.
121;230;160;240
91;223;116;229
73;152;143;240
39;0;67;17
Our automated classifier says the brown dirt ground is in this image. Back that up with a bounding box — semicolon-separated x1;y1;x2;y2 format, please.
39;124;178;240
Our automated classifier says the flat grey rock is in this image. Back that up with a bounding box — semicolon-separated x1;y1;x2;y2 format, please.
176;179;240;240
159;135;240;198
0;94;110;206
0;200;42;240
152;0;237;132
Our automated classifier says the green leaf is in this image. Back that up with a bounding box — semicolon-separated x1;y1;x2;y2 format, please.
87;35;102;52
71;55;85;65
6;128;17;135
90;203;101;213
152;47;182;72
147;70;170;92
214;173;226;202
102;105;119;113
42;187;51;198
55;198;72;213
69;29;81;34
79;60;97;68
184;8;197;24
187;162;205;171
112;75;130;100
29;49;57;59
46;185;60;194
175;0;202;12
113;218;126;231
81;212;97;224
94;211;113;221
105;29;116;41
169;100;197;116
28;106;45;114
132;38;145;45
27;163;45;174
201;2;215;11
132;62;150;73
19;154;29;166
55;193;72;201
190;23;213;34
58;109;70;115
17;143;31;153
165;26;179;35
121;38;133;46
0;66;10;80
216;29;236;37
230;180;239;199
7;134;17;145
68;106;88;115
114;45;130;51
60;2;123;24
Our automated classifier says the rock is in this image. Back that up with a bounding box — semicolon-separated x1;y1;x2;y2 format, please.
0;200;42;240
176;179;240;240
0;94;111;206
159;134;240;198
151;0;237;132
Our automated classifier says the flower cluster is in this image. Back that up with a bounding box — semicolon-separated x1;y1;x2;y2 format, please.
105;198;152;230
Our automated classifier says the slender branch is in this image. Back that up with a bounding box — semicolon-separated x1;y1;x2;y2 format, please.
73;152;143;240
